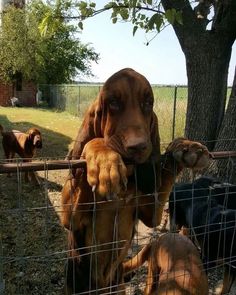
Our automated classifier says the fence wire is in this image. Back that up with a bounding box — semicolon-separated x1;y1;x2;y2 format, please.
0;153;236;294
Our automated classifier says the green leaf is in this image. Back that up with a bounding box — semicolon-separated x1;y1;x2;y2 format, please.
112;17;118;24
148;13;163;32
90;2;96;8
133;25;138;36
111;11;117;18
176;11;183;25
119;8;129;20
130;0;138;7
78;1;87;10
38;14;50;36
148;14;156;30
140;14;146;20
165;8;176;25
78;21;83;30
105;2;117;9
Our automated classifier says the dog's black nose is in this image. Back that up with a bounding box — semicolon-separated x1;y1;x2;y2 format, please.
126;138;148;154
36;141;42;148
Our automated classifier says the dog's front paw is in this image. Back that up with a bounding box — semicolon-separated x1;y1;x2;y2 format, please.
82;139;127;198
166;138;209;170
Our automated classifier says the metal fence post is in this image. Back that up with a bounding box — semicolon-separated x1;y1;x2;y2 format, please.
172;85;178;140
77;85;81;116
0;237;5;295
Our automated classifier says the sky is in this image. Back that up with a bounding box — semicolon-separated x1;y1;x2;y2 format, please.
78;5;236;86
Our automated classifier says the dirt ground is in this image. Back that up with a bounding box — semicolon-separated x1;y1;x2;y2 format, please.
0;168;67;294
0;166;235;294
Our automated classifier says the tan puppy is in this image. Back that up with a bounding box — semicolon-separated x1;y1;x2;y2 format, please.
123;233;209;295
0;124;42;182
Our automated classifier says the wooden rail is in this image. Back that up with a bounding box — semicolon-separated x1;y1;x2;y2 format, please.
0;151;236;174
209;151;236;159
0;159;86;173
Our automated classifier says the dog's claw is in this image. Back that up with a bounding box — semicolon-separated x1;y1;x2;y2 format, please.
92;185;96;193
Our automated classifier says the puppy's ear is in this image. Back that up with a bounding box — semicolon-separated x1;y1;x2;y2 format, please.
150;112;161;160
27;128;35;143
150;112;161;188
71;98;102;159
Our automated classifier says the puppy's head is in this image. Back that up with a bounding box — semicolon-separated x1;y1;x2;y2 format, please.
96;68;160;163
27;128;42;148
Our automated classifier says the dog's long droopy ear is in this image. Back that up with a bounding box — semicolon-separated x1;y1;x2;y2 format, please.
0;124;4;135
150;112;161;188
71;98;102;159
27;128;35;143
150;112;161;161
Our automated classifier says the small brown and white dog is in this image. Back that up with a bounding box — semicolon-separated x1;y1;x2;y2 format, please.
0;124;42;183
123;233;209;295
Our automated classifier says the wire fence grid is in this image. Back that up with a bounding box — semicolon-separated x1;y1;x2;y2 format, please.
0;153;236;294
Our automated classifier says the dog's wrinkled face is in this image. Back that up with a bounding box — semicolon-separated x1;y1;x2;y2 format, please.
99;68;155;163
27;128;42;148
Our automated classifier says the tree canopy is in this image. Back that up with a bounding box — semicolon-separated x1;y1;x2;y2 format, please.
0;0;99;84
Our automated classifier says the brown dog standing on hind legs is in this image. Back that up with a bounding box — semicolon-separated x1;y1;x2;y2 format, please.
123;233;209;295
0;124;42;183
60;68;210;294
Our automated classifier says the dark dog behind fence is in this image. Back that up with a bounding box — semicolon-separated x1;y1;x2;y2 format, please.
169;176;236;294
0;152;236;294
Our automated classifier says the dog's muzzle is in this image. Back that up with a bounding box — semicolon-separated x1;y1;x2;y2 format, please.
35;140;42;148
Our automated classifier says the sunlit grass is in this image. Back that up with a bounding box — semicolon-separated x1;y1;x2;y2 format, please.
0;106;81;135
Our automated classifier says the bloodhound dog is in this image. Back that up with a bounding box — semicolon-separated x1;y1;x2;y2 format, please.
0;124;42;182
123;233;209;295
60;68;209;294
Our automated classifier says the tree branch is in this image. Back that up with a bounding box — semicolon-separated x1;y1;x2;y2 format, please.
212;0;236;38
62;4;165;21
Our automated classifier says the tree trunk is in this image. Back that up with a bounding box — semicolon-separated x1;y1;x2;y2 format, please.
184;33;232;151
210;66;236;182
161;0;236;151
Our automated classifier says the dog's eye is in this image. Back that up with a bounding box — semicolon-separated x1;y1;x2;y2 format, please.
142;99;153;112
108;98;120;111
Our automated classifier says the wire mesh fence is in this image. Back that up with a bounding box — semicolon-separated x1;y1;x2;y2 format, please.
0;152;236;294
39;84;102;116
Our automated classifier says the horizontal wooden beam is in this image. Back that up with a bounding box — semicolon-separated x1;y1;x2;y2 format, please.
0;159;86;173
0;151;235;174
210;151;236;159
